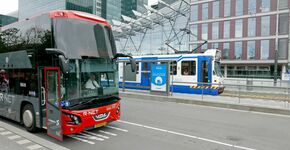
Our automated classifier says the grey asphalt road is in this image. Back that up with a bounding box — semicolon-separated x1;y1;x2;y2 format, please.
1;97;290;150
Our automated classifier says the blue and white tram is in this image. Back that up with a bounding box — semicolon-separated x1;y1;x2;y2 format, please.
118;49;224;95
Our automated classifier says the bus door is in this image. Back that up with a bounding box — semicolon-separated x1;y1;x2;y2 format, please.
44;67;63;141
198;57;212;87
141;62;151;87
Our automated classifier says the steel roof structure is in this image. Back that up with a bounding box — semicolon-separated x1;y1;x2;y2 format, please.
111;0;203;54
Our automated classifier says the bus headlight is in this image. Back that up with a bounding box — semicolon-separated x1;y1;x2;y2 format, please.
116;106;120;114
64;113;81;125
70;114;81;125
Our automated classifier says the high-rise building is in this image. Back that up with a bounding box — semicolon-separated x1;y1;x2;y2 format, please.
190;0;290;79
100;0;148;22
96;0;102;16
19;0;96;20
0;14;18;27
101;0;122;22
121;0;148;19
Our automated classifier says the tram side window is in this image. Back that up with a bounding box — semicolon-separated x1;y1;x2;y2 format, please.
170;61;177;75
181;61;196;76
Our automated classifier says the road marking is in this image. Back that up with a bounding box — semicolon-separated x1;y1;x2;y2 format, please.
27;144;43;150
83;131;109;139
78;132;105;141
118;120;257;150
17;139;31;145
67;135;95;145
180;103;290;118
98;130;117;136
8;135;21;140
106;125;128;132
0;131;13;135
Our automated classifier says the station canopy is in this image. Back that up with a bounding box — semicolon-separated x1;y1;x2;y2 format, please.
111;0;190;40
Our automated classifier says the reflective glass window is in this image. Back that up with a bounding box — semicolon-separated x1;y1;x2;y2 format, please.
191;5;198;21
261;16;270;36
212;22;219;40
190;24;198;41
261;40;269;59
202;23;208;40
202;3;208;20
279;14;289;35
212;1;219;19
278;39;288;59
212;43;219;49
247;41;255;59
279;0;288;10
248;18;256;37
248;0;256;14
223;43;230;59
224;0;231;17
235;42;242;59
261;0;270;12
224;21;230;38
236;0;243;16
235;19;243;38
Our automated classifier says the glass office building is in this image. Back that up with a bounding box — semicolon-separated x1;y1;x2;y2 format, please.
0;15;18;27
19;0;96;20
121;0;148;19
102;0;122;22
189;0;290;79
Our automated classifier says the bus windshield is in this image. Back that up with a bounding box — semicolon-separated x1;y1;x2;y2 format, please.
62;58;118;102
53;18;116;59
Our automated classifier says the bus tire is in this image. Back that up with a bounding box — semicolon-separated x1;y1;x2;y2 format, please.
22;104;38;132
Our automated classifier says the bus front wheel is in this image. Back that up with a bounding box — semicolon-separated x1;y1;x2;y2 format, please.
22;104;37;132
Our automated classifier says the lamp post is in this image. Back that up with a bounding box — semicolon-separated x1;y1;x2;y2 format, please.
274;0;280;86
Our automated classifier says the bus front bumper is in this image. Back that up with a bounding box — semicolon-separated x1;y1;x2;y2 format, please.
61;101;121;135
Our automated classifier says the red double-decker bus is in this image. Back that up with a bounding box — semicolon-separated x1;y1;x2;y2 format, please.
0;10;134;141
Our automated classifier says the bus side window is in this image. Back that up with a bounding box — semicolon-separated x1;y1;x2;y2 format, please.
181;61;196;76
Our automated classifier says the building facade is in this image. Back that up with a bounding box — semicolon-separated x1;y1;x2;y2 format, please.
190;0;290;79
96;0;102;16
0;14;18;27
19;0;96;20
101;0;122;22
121;0;148;19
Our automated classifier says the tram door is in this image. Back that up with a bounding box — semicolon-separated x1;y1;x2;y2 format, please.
141;62;151;88
198;57;212;86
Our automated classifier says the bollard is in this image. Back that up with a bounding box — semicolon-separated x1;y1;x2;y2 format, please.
238;84;241;103
202;84;204;100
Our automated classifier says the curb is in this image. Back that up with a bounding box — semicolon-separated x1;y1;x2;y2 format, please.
120;92;290;116
0;121;70;150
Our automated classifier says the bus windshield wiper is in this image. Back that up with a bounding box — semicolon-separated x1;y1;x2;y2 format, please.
68;97;99;110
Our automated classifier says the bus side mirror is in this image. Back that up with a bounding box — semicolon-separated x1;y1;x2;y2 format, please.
129;57;136;72
113;53;136;72
59;55;69;74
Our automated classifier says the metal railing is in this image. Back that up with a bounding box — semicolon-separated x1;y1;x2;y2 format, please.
120;79;290;110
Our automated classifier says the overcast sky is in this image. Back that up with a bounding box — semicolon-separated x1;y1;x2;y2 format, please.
0;0;156;15
0;0;18;15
